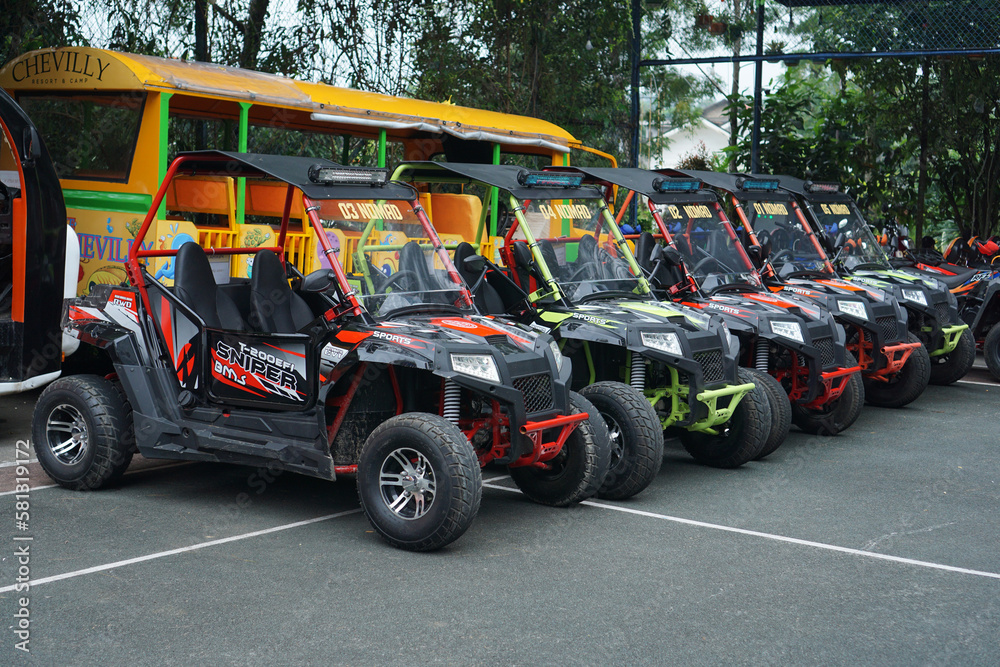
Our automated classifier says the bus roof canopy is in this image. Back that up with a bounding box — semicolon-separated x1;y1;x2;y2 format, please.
0;47;576;155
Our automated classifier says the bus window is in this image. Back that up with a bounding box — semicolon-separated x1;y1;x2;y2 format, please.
16;92;145;182
168;115;240;160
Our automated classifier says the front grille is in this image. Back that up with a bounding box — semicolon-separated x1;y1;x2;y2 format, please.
513;373;554;414
694;350;725;385
813;336;836;366
935;302;952;325
876;316;899;343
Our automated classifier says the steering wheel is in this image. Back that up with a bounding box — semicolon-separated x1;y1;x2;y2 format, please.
565;262;597;282
377;270;419;294
0;181;10;216
692;255;723;274
770;248;792;264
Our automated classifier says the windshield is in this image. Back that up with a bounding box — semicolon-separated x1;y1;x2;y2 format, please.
740;199;834;277
316;198;472;317
653;201;761;292
512;197;645;302
807;199;890;270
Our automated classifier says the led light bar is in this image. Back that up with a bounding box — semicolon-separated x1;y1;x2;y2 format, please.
518;171;583;188
736;177;780;192
652;178;702;193
804;181;841;193
308;165;389;186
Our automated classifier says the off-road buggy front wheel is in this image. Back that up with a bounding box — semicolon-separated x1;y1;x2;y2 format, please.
985;325;1000;381
579;381;663;500
746;368;790;460
508;391;612;506
678;368;770;468
357;413;482;552
863;333;930;408
929;328;975;385
791;352;865;436
31;375;134;490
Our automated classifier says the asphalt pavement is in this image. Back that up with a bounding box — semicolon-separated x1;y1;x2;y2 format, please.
0;371;997;665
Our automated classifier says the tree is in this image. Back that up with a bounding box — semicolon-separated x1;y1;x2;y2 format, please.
1;0;84;65
411;0;633;163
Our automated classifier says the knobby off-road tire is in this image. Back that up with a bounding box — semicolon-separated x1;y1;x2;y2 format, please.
31;375;135;490
985;325;1000;381
509;391;612;507
792;352;865;436
357;413;481;552
863;332;930;408
678;368;770;468
929;328;975;385
579;381;663;500
746;368;791;460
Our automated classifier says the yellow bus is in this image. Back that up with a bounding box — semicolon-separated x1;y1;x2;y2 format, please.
0;46;615;294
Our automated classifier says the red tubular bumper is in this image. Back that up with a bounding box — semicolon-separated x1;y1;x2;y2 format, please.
868;341;921;380
509;412;588;468
802;365;861;409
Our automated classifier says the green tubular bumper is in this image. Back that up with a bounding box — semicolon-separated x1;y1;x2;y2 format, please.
931;324;968;357
645;366;755;433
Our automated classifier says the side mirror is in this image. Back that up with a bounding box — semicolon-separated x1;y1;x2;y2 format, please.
746;244;763;268
462;254;486;274
834;232;846;249
21;127;41;167
662;245;682;266
817;232;835;255
301;269;337;293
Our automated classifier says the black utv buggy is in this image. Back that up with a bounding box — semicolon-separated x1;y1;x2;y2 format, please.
31;151;611;552
394;162;773;472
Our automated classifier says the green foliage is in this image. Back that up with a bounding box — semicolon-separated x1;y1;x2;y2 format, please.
411;0;633;161
1;0;85;64
727;56;1000;240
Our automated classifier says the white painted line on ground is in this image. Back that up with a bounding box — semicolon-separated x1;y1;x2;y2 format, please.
956;379;998;387
482;481;1000;581
0;461;193;497
0;483;56;497
0;458;37;468
481;475;511;485
0;508;363;594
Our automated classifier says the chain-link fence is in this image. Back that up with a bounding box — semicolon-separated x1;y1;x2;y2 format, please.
648;0;1000;67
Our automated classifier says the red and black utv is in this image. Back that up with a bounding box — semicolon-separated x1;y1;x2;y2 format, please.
31;151;611;552
675;170;930;409
0;88;79;395
575;168;864;436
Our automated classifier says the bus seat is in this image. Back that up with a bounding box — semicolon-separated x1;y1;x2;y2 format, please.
249;249;313;333
173;242;245;331
165;176;237;224
245;181;306;226
429;193;483;242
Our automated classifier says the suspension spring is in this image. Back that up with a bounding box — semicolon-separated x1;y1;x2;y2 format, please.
443;380;461;425
630;352;645;392
756;339;769;371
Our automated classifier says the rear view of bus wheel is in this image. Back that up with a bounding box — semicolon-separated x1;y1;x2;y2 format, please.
679;368;770;468
509;391;611;506
357;413;482;552
32;375;134;490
